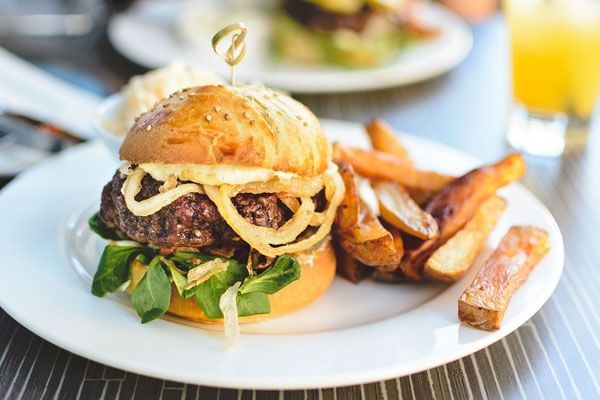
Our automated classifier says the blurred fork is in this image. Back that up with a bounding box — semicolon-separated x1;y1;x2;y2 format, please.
0;107;84;153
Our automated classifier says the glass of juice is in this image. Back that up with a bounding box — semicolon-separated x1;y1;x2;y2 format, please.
504;0;600;156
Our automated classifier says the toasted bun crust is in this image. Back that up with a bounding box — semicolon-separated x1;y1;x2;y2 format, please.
119;85;330;177
128;241;336;324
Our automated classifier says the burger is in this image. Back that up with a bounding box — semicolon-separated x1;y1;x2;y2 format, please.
89;84;345;337
272;0;436;68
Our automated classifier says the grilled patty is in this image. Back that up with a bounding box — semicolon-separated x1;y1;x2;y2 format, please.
282;0;376;32
100;171;290;251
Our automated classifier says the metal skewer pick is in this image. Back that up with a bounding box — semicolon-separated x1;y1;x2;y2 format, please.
211;23;248;87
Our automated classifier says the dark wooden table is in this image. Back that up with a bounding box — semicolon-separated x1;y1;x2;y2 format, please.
2;13;600;400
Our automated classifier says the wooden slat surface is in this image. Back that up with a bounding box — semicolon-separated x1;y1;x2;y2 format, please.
1;13;600;400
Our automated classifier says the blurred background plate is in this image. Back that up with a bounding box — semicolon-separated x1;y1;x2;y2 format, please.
107;0;473;93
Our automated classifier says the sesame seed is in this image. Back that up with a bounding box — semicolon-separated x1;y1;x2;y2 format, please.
244;101;251;107
179;96;184;100
303;122;308;127
249;119;256;125
243;111;250;119
205;114;212;122
224;113;232;121
214;106;221;113
146;125;152;131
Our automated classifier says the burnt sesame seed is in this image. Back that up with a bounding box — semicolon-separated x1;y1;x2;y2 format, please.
224;113;232;121
205;114;212;122
214;106;221;113
161;103;168;108
303;122;308;127
249;119;256;125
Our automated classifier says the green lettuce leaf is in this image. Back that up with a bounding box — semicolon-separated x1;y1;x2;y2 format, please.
239;256;301;295
88;213;124;241
91;245;154;297
193;260;247;319
236;291;270;317
131;256;171;323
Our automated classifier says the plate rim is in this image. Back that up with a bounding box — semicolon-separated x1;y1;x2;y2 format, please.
0;125;564;389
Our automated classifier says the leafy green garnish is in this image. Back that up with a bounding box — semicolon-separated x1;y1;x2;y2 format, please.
131;256;171;323
193;261;247;319
239;256;301;295
162;257;188;298
236;291;270;317
88;213;124;241
91;245;155;297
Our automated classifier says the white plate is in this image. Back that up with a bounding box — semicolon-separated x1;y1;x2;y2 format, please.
107;1;473;93
0;120;563;389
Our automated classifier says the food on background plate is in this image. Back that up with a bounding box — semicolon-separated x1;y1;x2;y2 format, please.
458;226;550;331
89;83;345;343
272;0;438;68
424;195;507;282
102;62;223;137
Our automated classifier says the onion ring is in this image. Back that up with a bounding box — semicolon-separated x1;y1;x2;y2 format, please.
122;168;204;216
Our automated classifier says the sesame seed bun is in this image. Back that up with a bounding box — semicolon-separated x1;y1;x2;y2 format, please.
119;84;331;178
127;240;336;325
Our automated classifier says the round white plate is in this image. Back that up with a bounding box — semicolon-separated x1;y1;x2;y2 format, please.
107;1;473;93
0;120;563;389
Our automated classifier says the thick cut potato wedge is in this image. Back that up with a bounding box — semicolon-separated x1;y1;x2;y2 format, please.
335;161;360;230
333;144;454;191
400;153;526;280
374;181;439;240
365;119;412;163
334;244;374;283
334;162;401;267
458;226;549;331
424;195;507;281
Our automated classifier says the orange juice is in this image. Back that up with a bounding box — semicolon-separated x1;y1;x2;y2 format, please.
505;0;600;119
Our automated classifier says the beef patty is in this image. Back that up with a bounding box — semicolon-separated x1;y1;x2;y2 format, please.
100;171;290;251
282;0;376;32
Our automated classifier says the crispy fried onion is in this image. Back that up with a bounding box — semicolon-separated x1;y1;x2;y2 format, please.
205;168;345;257
122;167;204;217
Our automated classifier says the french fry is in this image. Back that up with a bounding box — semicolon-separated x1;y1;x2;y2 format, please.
374;181;439;240
334;244;373;283
458;226;550;331
405;187;437;207
424;195;507;282
400;153;526;281
334;162;402;267
333;144;455;191
365;119;412;163
335;161;360;230
335;207;401;267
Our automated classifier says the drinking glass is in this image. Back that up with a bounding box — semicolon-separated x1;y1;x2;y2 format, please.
504;0;600;156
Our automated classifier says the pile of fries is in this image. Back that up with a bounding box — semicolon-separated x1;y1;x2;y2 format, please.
332;119;550;331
